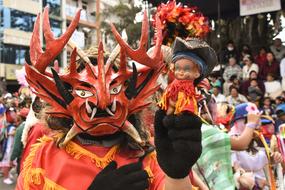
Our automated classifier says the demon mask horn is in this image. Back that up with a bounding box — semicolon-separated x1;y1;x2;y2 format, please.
25;8;164;147
29;7;81;73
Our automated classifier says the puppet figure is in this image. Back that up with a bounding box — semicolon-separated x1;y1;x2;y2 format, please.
158;37;217;115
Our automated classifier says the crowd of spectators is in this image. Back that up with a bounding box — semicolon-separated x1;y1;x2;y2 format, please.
211;38;285;130
0;92;30;184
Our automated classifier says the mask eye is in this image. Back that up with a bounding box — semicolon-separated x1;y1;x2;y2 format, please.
75;89;93;98
110;84;122;95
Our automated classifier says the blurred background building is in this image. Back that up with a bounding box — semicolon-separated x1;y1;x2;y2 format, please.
0;0;126;92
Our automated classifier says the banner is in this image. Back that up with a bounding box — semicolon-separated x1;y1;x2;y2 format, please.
240;0;281;16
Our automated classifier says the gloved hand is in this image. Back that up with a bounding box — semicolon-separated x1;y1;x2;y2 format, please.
88;161;149;190
154;109;202;179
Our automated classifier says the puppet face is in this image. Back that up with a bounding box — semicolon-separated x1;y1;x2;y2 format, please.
174;59;200;80
25;7;163;145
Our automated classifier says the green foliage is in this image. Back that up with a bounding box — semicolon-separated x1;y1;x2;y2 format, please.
102;1;142;48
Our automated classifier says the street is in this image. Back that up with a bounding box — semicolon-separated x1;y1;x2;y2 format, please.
0;168;17;190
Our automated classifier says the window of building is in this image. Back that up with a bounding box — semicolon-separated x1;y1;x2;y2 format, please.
72;0;78;7
50;19;61;37
82;1;88;11
0;44;29;65
0;8;4;28
10;10;36;32
0;44;62;66
43;0;61;17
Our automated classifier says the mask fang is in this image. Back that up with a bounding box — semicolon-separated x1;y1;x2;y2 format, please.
90;107;97;120
121;120;143;145
59;124;80;148
85;99;92;114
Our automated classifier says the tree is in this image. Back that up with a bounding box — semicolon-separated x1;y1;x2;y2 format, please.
101;1;142;49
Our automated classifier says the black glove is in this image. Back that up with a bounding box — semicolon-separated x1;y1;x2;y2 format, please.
88;161;149;190
154;110;202;179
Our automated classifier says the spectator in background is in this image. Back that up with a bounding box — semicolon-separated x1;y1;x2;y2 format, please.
223;57;242;95
264;73;282;99
10;107;29;174
270;38;285;62
240;44;252;62
240;71;265;96
226;86;248;106
242;54;259;80
282;91;285;99
224;75;241;96
275;103;285;132
223;57;243;81
280;56;285;90
255;47;267;67
0;108;17;185
209;72;222;90
0;104;6;165
212;86;226;103
262;97;274;116
247;79;263;102
258;52;280;81
221;40;239;66
275;96;285;107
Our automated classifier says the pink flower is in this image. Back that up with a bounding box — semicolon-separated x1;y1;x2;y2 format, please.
245;103;259;114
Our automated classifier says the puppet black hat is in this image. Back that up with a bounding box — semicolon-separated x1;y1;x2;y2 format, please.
172;37;218;84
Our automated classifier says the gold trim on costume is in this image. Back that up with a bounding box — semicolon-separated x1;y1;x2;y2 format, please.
22;136;66;190
65;141;119;168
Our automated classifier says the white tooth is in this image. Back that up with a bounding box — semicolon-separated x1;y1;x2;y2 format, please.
86;99;92;114
106;107;114;116
111;101;116;112
90;107;97;120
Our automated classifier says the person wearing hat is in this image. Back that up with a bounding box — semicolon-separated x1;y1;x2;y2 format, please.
230;103;283;189
260;116;275;145
275;103;285;133
10;108;29;174
158;37;217;115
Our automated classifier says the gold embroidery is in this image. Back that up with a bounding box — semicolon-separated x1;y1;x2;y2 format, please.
22;136;53;190
65;141;119;168
43;177;66;190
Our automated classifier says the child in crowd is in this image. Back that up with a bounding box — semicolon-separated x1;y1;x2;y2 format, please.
230;103;283;189
264;73;282;99
247;79;263;102
262;97;274;116
275;96;285;106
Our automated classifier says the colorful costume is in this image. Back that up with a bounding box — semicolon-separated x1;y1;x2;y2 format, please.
193;124;235;190
230;103;278;190
16;6;203;190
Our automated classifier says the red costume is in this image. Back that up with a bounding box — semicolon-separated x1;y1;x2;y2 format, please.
16;7;167;190
16;135;165;190
159;79;199;114
17;3;204;190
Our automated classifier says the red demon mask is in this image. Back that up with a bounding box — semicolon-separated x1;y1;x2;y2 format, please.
25;7;163;147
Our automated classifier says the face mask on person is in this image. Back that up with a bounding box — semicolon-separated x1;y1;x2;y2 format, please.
227;46;234;51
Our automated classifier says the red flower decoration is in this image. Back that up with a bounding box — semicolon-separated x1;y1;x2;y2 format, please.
153;0;210;45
